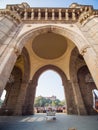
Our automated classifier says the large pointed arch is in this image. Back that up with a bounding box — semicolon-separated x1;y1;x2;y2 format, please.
23;64;77;115
70;47;98;115
0;47;30;115
15;25;89;54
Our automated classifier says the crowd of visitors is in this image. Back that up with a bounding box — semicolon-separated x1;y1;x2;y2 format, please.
34;106;66;113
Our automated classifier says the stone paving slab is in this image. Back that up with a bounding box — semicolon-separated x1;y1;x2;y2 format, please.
0;113;98;130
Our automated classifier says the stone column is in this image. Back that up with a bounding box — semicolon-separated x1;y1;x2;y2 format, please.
31;9;34;20
24;9;27;20
13;81;28;115
22;81;36;115
0;48;18;97
38;9;41;20
72;81;87;115
52;9;54;20
65;9;69;20
80;47;98;89
45;9;48;20
64;80;78;115
72;10;76;20
59;9;62;20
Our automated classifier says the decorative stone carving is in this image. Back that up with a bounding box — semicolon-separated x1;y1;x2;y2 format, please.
80;45;90;56
3;2;97;24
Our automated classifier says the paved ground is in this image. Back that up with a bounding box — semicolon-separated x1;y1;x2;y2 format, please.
0;113;98;130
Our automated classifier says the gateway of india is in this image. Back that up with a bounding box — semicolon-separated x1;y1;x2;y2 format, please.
0;2;98;116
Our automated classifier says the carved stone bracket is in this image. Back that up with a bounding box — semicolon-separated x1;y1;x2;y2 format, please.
0;9;22;24
14;46;21;56
80;45;90;56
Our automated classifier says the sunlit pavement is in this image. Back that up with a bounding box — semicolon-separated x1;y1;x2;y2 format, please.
0;113;98;130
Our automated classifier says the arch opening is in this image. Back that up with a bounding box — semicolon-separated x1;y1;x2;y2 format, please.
23;65;77;115
70;47;98;115
0;66;22;115
0;48;30;116
77;65;97;115
0;90;7;108
34;70;66;113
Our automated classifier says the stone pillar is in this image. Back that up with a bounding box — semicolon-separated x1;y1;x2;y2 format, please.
59;9;62;20
12;6;15;11
24;9;27;20
38;9;41;20
72;81;87;115
80;47;98;89
64;80;78;115
0;48;18;97
65;9;69;20
72;10;76;20
22;81;36;115
0;84;13;115
45;9;48;20
0;66;22;116
13;81;28;115
31;9;34;20
52;9;54;20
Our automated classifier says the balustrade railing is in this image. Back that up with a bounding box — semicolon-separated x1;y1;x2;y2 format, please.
20;8;79;22
0;4;98;24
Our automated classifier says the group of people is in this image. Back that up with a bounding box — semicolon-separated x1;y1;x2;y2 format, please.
34;106;66;113
34;89;98;114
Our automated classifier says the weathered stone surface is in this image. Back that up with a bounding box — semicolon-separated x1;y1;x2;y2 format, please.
0;3;98;116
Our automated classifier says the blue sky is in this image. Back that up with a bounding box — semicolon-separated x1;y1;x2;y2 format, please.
36;70;65;101
0;0;98;9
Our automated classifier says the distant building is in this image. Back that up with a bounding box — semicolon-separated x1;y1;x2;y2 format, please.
45;96;56;100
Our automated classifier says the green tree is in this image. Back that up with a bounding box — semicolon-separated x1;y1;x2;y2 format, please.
54;99;61;106
34;96;66;107
34;96;47;107
51;100;56;107
60;100;66;106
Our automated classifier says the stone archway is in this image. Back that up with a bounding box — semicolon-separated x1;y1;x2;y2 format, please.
0;47;30;115
0;3;98;118
14;25;98;115
70;47;98;115
13;47;30;115
14;24;98;88
1;24;98;98
77;66;97;115
23;65;77;115
0;66;22;115
16;25;89;54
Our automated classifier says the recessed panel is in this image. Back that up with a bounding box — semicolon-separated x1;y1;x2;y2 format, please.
32;32;67;59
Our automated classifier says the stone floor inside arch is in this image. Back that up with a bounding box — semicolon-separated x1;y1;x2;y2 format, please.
0;113;98;130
